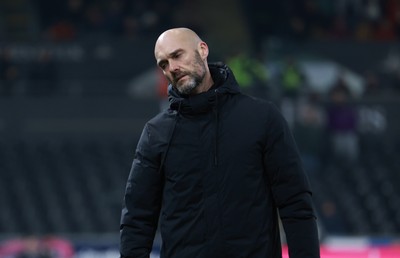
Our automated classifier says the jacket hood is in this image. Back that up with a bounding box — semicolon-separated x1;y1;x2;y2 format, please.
168;62;240;114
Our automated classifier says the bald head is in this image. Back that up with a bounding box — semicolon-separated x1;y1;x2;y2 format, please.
154;28;203;59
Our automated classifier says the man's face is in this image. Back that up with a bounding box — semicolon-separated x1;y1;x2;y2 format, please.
157;49;207;95
171;50;207;95
155;32;208;95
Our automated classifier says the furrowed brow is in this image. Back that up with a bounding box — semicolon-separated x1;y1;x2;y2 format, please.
169;49;184;58
157;49;184;68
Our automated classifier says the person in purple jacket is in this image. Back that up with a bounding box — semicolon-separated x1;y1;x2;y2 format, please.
326;78;359;165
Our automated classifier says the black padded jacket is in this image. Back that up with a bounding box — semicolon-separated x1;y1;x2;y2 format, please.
120;63;320;258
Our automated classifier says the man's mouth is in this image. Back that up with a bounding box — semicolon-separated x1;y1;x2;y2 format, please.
175;74;187;83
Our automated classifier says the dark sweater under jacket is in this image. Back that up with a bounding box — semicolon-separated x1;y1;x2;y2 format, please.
120;63;320;258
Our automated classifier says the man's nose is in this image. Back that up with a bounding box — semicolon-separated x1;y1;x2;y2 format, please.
168;60;179;72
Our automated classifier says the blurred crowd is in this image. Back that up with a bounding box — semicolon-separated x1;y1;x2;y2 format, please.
25;0;400;43
226;52;390;174
1;0;400;99
243;0;400;47
32;0;181;41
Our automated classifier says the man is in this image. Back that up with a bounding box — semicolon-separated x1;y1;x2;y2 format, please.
120;27;320;258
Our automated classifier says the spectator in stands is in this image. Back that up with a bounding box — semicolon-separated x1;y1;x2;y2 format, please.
278;56;307;128
294;92;325;176
120;27;320;258
226;51;269;98
279;56;306;99
326;74;359;165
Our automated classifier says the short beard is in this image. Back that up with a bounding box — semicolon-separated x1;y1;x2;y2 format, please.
177;75;203;95
174;51;206;95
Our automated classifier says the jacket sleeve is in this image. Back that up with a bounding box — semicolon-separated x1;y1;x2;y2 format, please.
120;124;163;258
263;103;320;258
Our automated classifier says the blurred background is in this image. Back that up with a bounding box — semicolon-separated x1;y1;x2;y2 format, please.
0;0;400;257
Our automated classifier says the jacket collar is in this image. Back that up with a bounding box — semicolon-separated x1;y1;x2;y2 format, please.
168;62;240;114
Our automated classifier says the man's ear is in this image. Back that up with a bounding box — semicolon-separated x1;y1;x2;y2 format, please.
198;42;209;59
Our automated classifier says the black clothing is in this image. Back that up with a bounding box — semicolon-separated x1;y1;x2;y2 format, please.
120;63;320;258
